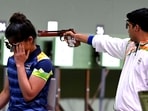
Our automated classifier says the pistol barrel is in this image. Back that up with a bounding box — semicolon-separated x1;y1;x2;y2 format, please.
38;30;60;37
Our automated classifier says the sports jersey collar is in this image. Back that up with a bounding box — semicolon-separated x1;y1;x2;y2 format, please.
139;41;148;51
26;45;41;62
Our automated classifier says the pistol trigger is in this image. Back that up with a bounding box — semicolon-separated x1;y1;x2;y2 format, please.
60;36;65;41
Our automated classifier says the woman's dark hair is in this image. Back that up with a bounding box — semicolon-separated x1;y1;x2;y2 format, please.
126;8;148;32
5;12;37;42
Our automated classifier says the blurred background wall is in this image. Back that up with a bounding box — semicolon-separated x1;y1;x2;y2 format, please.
0;0;148;111
0;0;147;35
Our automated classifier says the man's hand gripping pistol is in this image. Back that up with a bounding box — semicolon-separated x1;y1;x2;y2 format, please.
37;29;80;47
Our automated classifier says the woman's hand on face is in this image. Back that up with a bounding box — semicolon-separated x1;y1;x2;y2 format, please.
14;42;30;67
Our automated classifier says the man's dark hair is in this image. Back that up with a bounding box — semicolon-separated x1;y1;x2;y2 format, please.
127;8;148;32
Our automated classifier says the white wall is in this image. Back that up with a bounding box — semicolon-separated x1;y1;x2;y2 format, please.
60;98;115;111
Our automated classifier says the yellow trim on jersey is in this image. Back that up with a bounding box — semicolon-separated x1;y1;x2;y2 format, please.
37;52;49;61
140;44;148;51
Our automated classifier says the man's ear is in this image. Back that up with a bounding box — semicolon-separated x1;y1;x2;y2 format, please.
135;24;141;32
